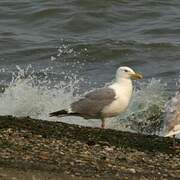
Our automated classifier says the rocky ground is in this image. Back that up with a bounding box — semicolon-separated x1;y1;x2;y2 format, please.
0;115;179;179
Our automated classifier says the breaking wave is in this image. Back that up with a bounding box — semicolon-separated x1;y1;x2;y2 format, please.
0;65;168;134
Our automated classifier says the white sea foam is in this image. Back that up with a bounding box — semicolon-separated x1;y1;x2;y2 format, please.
163;90;180;138
0;41;169;132
108;79;168;133
0;65;79;120
0;66;168;133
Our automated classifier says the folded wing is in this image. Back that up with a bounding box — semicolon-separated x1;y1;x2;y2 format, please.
71;87;116;118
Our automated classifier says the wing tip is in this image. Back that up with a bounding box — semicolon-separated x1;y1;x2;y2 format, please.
49;109;68;117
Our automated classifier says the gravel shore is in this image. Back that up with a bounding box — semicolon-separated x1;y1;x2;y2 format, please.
0;116;179;179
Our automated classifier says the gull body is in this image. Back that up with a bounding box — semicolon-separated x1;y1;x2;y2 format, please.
102;79;133;118
49;66;143;128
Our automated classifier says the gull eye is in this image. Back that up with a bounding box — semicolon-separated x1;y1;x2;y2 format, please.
124;69;128;72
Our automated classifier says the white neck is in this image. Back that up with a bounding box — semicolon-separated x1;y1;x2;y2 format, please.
110;77;133;100
116;76;131;84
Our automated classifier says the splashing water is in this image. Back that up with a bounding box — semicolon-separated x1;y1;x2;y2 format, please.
163;89;180;138
0;42;88;125
51;44;79;61
109;79;168;134
0;65;168;133
0;65;80;120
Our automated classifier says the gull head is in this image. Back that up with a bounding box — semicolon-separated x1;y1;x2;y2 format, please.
116;66;143;81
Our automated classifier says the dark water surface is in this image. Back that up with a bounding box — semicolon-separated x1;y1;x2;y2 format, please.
1;0;180;83
0;1;180;128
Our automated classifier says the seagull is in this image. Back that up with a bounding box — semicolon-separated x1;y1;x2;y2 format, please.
164;93;180;149
49;66;143;128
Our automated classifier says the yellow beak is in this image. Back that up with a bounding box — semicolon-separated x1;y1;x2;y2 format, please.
130;72;143;80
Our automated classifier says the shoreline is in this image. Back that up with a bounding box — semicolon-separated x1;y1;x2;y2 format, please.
0;115;179;179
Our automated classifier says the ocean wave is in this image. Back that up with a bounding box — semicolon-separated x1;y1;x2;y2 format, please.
0;65;169;136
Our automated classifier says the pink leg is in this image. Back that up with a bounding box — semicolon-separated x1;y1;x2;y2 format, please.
173;135;176;149
101;118;105;129
172;135;180;149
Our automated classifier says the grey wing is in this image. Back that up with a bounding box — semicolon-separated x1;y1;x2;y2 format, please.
85;87;116;100
71;87;116;118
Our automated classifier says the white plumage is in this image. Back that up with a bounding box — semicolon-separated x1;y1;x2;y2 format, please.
50;66;143;128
